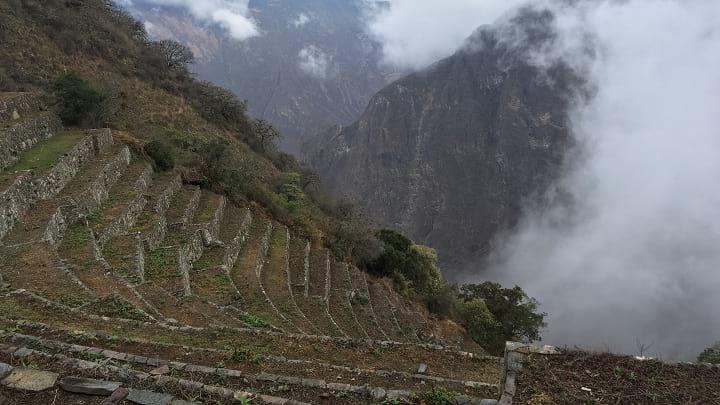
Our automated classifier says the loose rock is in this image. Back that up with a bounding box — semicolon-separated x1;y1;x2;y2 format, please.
126;389;174;405
59;376;122;395
1;369;58;392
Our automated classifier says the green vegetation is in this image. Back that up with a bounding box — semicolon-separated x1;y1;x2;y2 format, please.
53;72;105;127
239;313;270;328
698;341;720;364
2;130;87;172
366;230;443;297
230;345;265;364
144;138;176;171
424;387;456;405
459;282;546;354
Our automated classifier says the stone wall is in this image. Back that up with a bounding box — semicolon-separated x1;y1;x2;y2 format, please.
178;195;227;297
0;131;110;242
95;165;153;247
0;112;62;169
142;176;181;251
222;208;252;271
498;342;561;405
0;93;44;124
44;147;131;247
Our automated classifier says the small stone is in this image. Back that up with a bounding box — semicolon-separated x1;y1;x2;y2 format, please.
1;369;59;392
300;378;325;388
277;375;301;385
149;365;170;375
386;389;413;400
370;387;387;400
202;385;234;397
126;389;174;405
102;387;130;405
417;363;428;374
0;363;13;380
326;382;351;391
184;364;214;374
12;347;34;358
11;110;20;120
177;379;203;391
59;377;122;395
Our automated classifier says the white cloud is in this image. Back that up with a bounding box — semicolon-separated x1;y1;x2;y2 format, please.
134;0;259;40
293;13;311;27
486;0;720;360
298;45;332;79
363;0;527;69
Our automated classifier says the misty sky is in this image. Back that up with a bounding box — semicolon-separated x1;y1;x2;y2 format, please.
483;0;720;360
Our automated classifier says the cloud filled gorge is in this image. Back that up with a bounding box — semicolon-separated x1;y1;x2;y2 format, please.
484;1;720;360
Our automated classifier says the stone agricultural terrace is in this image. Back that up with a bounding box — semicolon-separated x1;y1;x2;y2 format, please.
0;92;502;403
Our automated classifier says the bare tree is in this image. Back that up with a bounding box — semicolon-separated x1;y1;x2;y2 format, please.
154;39;194;70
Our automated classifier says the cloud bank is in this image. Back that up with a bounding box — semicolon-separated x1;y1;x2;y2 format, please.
293;13;311;28
485;0;720;360
131;0;259;40
298;45;332;79
363;0;526;69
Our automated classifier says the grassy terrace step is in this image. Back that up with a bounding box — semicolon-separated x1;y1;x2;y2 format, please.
347;265;388;341
102;172;179;283
0;244;93;307
260;226;318;335
230;218;298;333
328;262;368;340
0;111;61;170
2;331;500;403
287;237;309;296
383;283;424;341
290;246;344;337
0;130;87;191
57;225;158;319
86;161;152;243
0;292;502;386
367;278;412;342
146;190;224;296
134;282;210;327
165;185;200;227
1;143;127;246
190;205;246;306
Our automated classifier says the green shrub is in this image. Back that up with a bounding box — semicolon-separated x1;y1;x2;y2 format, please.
698;342;720;364
52;72;105;126
424;387;456;405
144;138;176;171
458;298;502;351
459;282;546;354
366;230;443;297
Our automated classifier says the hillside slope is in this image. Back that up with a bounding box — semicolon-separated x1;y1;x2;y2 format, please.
303;11;576;277
124;0;397;153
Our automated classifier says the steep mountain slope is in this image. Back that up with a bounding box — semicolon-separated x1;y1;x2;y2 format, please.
304;11;576;277
125;0;397;153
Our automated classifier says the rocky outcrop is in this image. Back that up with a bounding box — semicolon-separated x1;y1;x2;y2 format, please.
305;12;576;276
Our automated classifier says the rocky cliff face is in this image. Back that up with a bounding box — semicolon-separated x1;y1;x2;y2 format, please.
125;0;397;153
304;11;577;277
